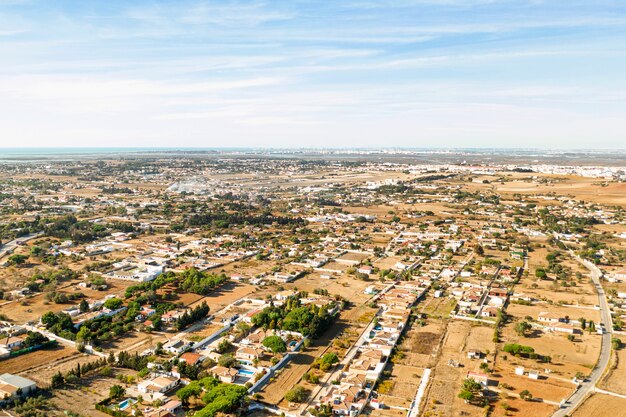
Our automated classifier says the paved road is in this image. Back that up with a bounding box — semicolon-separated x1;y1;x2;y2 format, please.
0;232;43;259
553;254;612;417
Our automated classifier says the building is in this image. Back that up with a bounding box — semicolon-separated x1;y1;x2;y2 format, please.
137;375;179;394
210;366;238;383
0;374;37;399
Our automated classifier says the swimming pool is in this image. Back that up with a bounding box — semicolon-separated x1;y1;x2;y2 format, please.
238;369;255;376
117;399;135;410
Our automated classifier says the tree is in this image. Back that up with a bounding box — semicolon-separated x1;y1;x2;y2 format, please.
79;299;90;313
579;317;587;330
588;320;596;333
474;244;484;256
313;352;339;371
104;297;123;310
217;339;233;354
519;389;533;401
285;385;309;403
7;254;28;266
262;335;287;353
218;354;236;368
109;385;125;399
51;372;64;388
515;321;532;337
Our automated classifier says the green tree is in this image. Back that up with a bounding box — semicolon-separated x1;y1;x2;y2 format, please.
515;321;532;337
79;299;90;313
109;385;125;399
519;389;532;401
7;254;28;266
262;335;287;353
285;385;309;403
103;298;123;310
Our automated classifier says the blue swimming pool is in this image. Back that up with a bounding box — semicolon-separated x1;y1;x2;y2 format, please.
238;369;255;376
117;399;135;410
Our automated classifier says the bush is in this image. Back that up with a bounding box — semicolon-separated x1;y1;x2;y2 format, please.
285;385;309;403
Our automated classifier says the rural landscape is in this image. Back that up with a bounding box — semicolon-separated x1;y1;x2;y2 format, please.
1;0;625;416
0;150;625;417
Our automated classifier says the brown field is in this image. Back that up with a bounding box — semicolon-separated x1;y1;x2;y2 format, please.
51;370;138;417
506;303;601;326
186;282;257;312
466;174;626;206
421;320;481;417
0;344;79;375
17;349;99;386
571;393;626;416
598;346;626;395
0;277;134;323
500;318;601;379
489;395;556;417
288;272;374;305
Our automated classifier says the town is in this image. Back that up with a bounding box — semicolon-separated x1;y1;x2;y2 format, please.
0;153;625;417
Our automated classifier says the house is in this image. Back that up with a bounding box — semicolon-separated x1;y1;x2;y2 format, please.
161;400;182;414
210;366;238;383
0;374;36;399
163;340;189;355
0;335;26;351
236;346;263;361
357;266;373;275
515;366;525;376
138;375;179;394
161;310;186;324
467;350;482;360
537;312;566;324
481;306;499;318
466;372;490;387
179;352;203;366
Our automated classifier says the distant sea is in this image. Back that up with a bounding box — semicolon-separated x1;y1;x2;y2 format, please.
0;147;625;165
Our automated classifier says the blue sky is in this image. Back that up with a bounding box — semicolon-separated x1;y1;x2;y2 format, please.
1;0;625;149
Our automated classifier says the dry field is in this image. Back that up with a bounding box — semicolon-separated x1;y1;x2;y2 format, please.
466;174;626;207
186;282;257;312
51;371;137;417
571;393;626;416
499;320;601;380
0;277;134;323
18;350;98;386
421;320;481;417
0;344;78;375
598;347;626;395
288;272;374;305
506;302;601;326
418;294;457;319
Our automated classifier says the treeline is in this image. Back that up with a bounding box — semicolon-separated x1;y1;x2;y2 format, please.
179;268;229;295
26;268;78;292
41;215;138;243
41;308;134;345
252;293;336;338
186;212;305;228
125;268;229;300
176;301;209;331
503;343;551;363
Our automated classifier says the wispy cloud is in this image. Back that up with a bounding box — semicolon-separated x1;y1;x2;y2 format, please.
0;0;625;148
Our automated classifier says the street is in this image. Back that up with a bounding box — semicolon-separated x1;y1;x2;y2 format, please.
553;253;612;417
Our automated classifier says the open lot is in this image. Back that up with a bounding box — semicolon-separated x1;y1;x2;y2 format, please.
571;393;626;416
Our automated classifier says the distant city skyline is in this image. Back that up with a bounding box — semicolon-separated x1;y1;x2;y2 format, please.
1;0;625;148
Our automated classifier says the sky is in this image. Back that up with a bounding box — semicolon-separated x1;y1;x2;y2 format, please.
0;0;625;149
